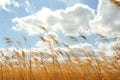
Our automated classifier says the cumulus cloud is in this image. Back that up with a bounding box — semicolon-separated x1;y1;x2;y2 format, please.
12;16;43;35
35;40;99;57
90;0;120;37
97;41;120;56
12;3;95;35
0;0;20;12
68;43;96;56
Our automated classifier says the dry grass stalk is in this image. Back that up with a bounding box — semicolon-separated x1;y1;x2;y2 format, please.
0;26;120;80
67;35;78;42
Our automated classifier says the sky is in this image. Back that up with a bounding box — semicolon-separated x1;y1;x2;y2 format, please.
0;0;120;56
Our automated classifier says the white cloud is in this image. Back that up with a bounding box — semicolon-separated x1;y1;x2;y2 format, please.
69;43;95;55
97;41;120;56
12;3;95;35
68;41;120;57
35;41;49;52
35;40;99;57
0;0;20;12
25;0;34;14
12;16;43;35
1;40;118;59
90;0;120;37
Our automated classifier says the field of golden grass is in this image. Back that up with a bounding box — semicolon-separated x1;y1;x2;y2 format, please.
0;26;120;80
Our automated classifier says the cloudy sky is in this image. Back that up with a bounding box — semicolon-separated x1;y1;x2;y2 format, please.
0;0;120;55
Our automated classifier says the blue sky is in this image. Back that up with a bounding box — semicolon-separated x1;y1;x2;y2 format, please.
0;0;98;48
0;0;120;54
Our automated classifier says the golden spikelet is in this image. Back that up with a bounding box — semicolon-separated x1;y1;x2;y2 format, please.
4;56;10;60
33;55;39;62
4;37;12;45
79;34;87;40
22;36;28;43
115;36;120;41
54;40;60;46
40;26;46;31
57;51;63;55
48;34;56;41
0;50;4;56
39;36;46;42
67;35;78;42
110;0;120;7
97;34;109;41
13;50;22;58
16;40;22;47
9;62;14;68
62;43;70;49
21;50;26;57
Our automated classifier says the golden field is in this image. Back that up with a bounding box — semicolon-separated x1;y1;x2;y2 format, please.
0;26;120;80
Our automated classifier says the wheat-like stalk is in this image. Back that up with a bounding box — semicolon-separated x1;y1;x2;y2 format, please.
0;25;120;80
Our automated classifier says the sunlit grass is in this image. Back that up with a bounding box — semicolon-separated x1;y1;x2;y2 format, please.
0;25;120;80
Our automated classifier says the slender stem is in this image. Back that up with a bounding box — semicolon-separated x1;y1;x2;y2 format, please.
29;45;32;80
0;63;3;80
